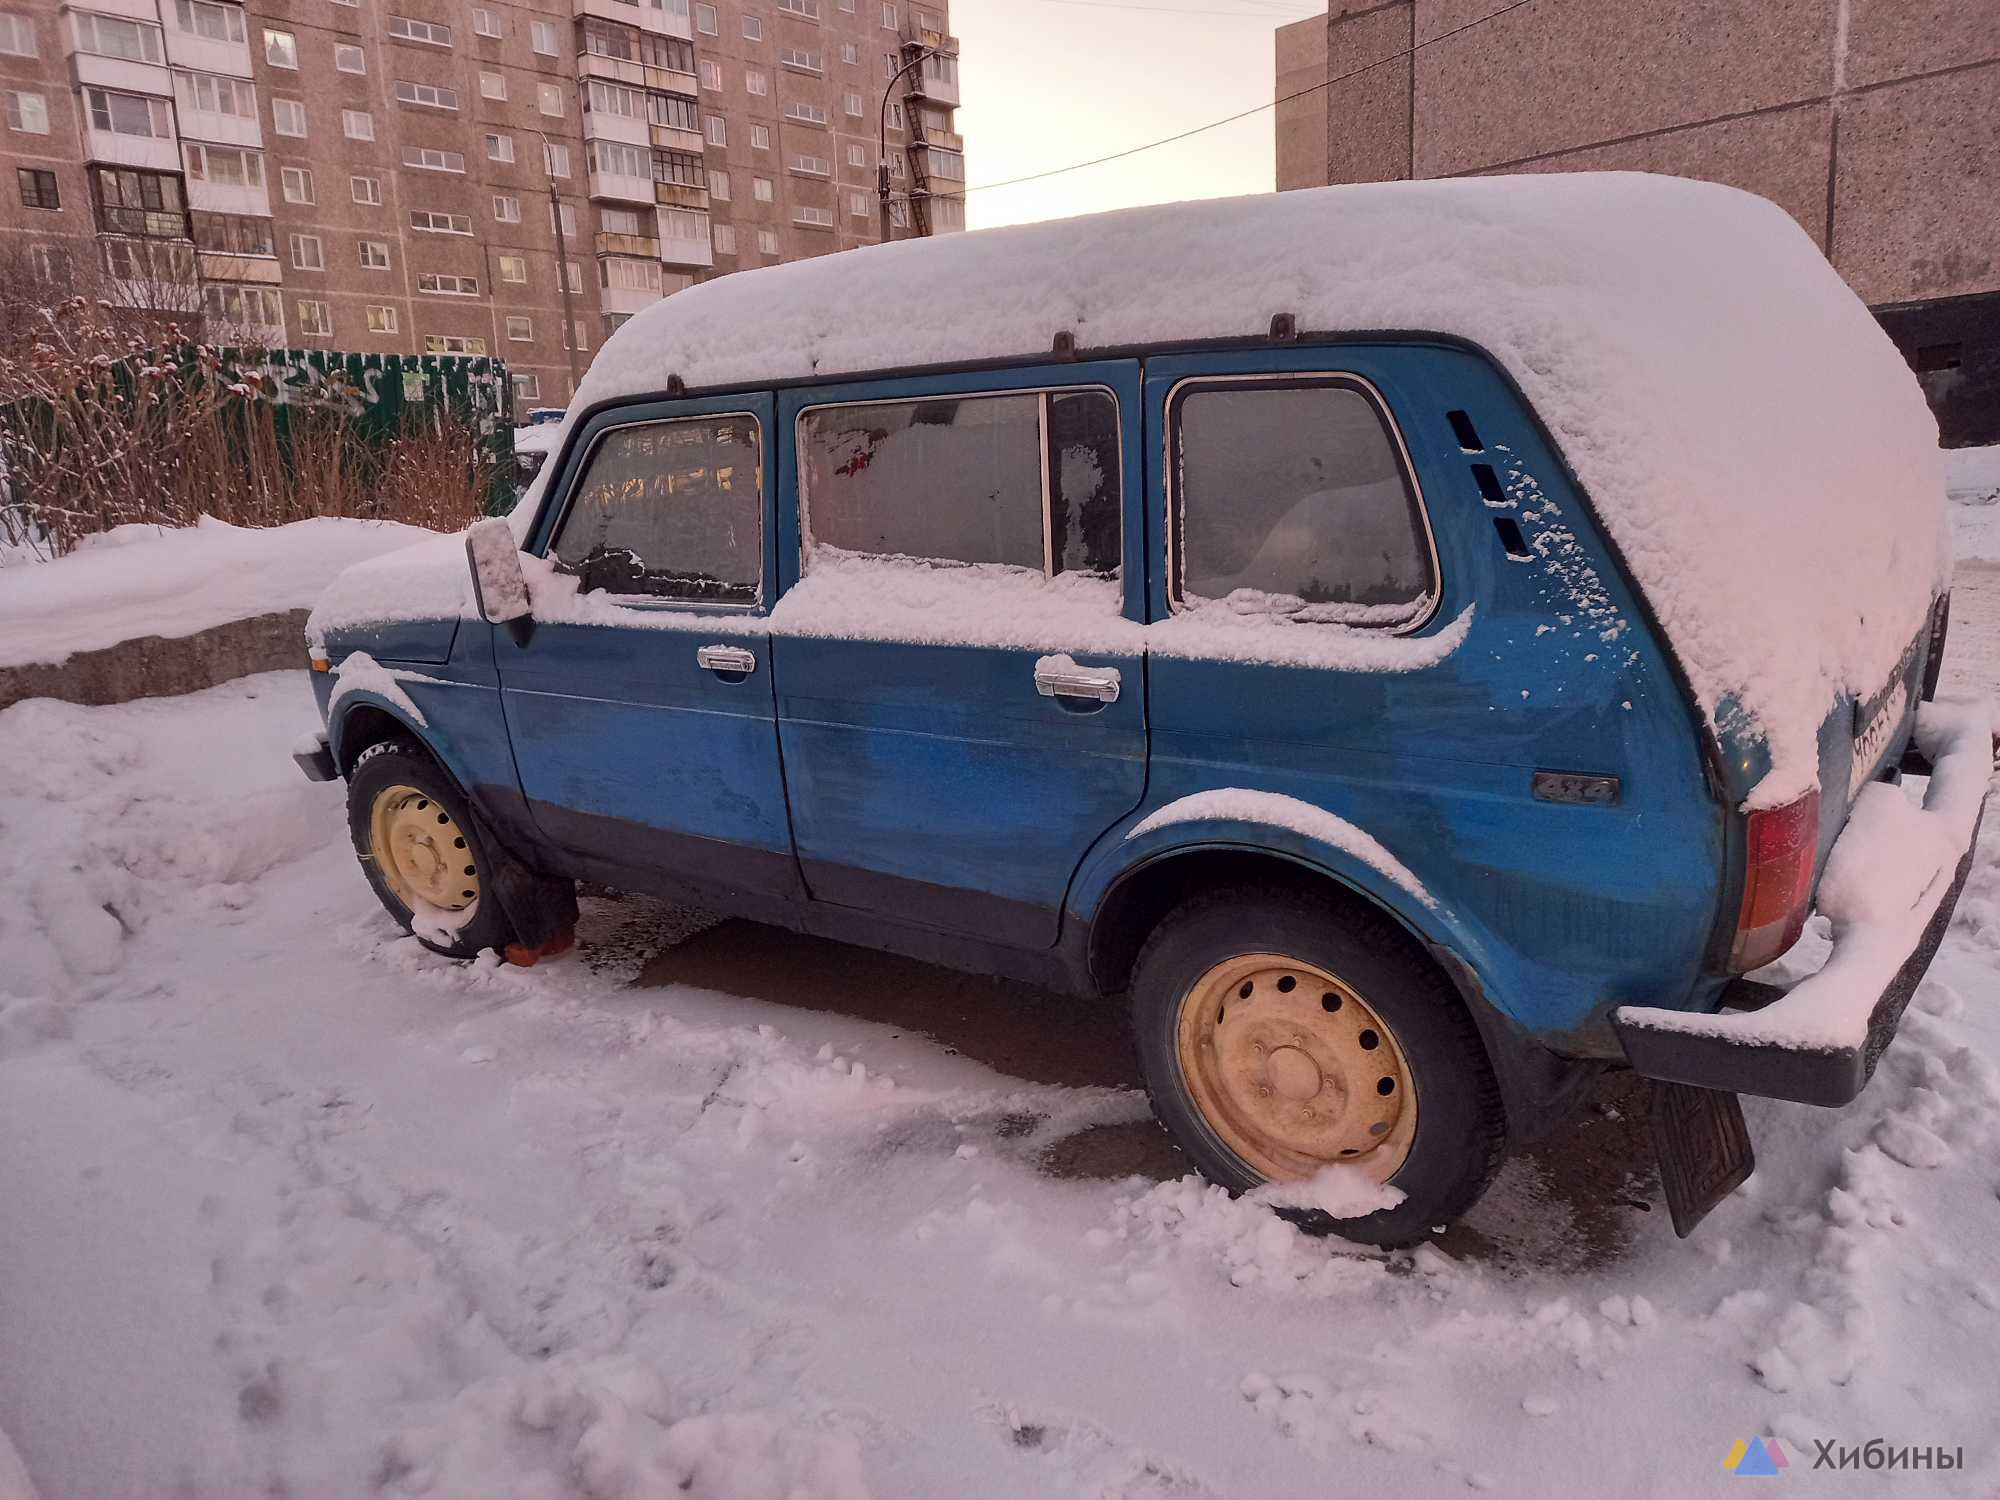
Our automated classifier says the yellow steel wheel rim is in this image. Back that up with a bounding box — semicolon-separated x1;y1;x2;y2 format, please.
368;783;480;913
1174;952;1417;1184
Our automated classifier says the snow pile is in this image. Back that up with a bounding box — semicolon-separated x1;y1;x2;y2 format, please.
566;173;1942;806
0;517;436;669
1947;445;2000;563
1128;788;1435;907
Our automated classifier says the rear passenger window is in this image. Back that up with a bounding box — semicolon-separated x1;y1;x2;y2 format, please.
798;388;1120;575
551;414;762;603
1169;378;1434;627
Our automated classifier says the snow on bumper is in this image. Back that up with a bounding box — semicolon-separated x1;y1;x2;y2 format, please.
1615;698;1994;1107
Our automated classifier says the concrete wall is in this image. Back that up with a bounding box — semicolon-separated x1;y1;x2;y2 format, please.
1275;0;1999;310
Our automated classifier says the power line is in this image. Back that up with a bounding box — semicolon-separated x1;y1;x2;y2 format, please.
963;0;1537;196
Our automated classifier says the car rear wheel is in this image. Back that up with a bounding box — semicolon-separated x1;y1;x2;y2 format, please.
1131;886;1505;1247
347;739;514;960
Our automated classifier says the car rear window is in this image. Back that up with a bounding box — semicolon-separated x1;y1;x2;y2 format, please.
1170;377;1434;627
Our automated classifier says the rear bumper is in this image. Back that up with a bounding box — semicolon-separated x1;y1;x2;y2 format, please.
293;728;338;783
1614;699;1993;1107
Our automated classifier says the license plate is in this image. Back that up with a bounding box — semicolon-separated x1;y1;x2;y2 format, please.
1850;678;1909;796
1651;1081;1754;1237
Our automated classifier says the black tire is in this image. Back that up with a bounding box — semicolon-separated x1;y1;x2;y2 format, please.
347;739;516;960
1130;885;1505;1247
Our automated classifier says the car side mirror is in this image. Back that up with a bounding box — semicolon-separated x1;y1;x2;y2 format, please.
465;517;534;645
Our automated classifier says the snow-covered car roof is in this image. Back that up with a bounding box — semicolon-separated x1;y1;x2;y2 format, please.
542;172;1948;807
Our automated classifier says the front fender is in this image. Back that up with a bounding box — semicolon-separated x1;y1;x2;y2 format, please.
324;687;430;772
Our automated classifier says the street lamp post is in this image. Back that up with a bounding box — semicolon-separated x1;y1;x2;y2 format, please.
878;45;942;246
533;128;582;400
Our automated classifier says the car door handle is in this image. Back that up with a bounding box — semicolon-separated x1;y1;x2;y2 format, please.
696;644;757;676
1034;656;1121;704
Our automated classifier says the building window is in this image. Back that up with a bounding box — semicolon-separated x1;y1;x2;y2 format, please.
289;233;323;269
480;71;506;100
4;89;48;134
844;91;863;118
472;7;500;37
586;79;644;118
783;100;827;126
367;304;398;333
417;273;480;296
205;283;284;333
537;82;564;116
85;89;173;139
497;253;526;282
840;41;856;64
794;205;832;228
757;228;777;255
272;98;307;137
654;148;704;187
386;15;452;46
589;139;649;179
263;28;296;67
0;11;36;56
16;167;57;210
280;166;313;203
492;193;521;222
186;144;264;189
886;101;903;129
424;334;487;354
779;0;819;15
708;169;730;200
505;315;532;341
335;44;366;73
297;299;331;336
880;2;896;26
600;255;660;292
551;200;576;237
192;210;273;255
745;70;767;96
410;209;472;234
781;47;822;72
342;109;373;140
751;176;773;202
603;207;644;235
712;222;735;254
848;190;866;216
695;3;717;35
845;143;865;168
172;0;242;43
750;123;768;150
395;80;459;110
486;133;514;162
72;11;164;63
530;19;557;53
181;73;255;118
545;142;571;177
351;174;382;204
705;116;727;147
513;372;540;401
356;239;389;269
742;14;762;39
699;59;722;90
402;146;466;172
792;154;828;176
651;92;698;132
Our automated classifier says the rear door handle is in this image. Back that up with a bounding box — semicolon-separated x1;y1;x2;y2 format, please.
696;644;757;675
1034;655;1121;704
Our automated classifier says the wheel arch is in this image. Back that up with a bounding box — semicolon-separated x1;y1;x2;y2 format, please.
1079;836;1598;1143
329;696;431;776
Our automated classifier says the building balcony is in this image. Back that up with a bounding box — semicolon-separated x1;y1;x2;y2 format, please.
173;105;261;149
648;122;702;155
184;173;271;218
572;0;690;40
658;235;711;269
595;230;659;258
96;203;192;240
577;53;644;87
581;108;650;148
83;128;180;173
599;281;662;316
652;179;707;211
162;29;252;79
71;52;175;99
198;250;281;284
587;167;656;205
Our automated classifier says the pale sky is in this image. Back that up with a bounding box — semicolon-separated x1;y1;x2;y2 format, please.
950;0;1327;231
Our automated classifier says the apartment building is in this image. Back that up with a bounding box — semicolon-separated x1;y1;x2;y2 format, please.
1274;0;1999;445
0;0;963;411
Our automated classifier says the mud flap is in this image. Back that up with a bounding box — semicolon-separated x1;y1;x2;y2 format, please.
465;806;578;952
1651;1081;1754;1238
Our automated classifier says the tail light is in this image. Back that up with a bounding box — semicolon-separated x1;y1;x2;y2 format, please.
1728;789;1819;972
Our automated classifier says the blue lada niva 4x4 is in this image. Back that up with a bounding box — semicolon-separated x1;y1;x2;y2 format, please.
297;176;1991;1245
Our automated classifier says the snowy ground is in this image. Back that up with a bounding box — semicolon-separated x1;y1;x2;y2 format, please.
3;557;2000;1498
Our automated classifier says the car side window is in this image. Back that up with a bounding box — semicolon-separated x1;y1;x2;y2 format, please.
550;413;762;603
1170;378;1434;627
797;388;1120;576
